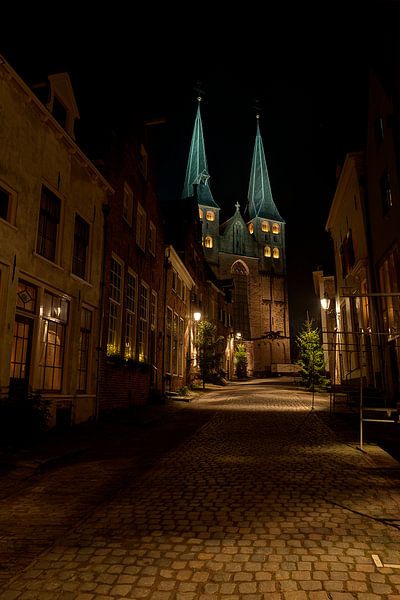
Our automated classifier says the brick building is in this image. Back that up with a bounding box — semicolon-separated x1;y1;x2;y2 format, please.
97;124;165;411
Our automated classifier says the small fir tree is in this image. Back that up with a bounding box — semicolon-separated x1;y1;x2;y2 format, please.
196;320;223;388
235;343;248;379
296;319;330;390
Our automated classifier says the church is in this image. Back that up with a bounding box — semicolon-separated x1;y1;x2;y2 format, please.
182;99;291;376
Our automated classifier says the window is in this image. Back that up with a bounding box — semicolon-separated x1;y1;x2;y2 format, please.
179;317;184;377
16;281;37;313
264;245;271;257
381;170;393;215
123;182;133;226
78;308;92;392
138;282;149;361
39;291;69;391
125;270;137;359
199;208;203;220
248;223;254;234
0;184;13;223
379;248;400;332
36;186;61;262
107;256;123;355
149;221;156;256
272;223;280;234
206;210;215;221
261;221;270;232
204;235;213;248
273;247;280;259
172;313;179;375
166;307;173;374
136;203;146;251
72;214;89;279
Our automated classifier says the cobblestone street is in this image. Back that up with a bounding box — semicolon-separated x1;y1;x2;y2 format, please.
1;380;400;599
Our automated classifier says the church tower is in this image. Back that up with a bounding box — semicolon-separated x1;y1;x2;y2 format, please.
182;105;290;375
247;115;286;274
182;98;220;265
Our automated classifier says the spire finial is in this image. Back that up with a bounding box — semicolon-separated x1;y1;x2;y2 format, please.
235;202;240;212
194;81;205;102
253;96;262;118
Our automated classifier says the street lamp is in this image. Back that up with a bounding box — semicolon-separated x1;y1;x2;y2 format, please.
192;311;202;386
320;292;331;311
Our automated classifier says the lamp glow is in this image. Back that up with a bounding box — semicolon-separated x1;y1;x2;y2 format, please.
193;311;201;322
320;294;330;311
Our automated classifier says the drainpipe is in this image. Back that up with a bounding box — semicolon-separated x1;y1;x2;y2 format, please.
161;246;170;398
95;201;110;420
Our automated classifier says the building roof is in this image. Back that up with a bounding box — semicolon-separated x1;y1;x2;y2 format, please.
247;117;283;222
181;100;219;208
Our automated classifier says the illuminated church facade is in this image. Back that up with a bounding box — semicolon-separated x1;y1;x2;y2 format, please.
182;100;290;376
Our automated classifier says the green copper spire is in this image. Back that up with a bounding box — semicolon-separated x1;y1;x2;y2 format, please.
182;99;219;208
248;116;283;221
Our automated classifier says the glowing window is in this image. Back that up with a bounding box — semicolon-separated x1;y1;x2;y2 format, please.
273;247;280;259
264;245;271;257
261;221;270;232
206;210;215;221
204;236;213;248
199;208;203;219
272;223;280;234
248;223;254;234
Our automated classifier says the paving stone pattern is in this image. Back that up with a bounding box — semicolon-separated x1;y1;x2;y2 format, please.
1;381;400;599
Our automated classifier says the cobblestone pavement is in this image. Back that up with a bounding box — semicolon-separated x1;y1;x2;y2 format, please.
1;380;400;599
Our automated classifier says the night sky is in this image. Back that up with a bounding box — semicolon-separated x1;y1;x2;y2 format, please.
2;2;398;340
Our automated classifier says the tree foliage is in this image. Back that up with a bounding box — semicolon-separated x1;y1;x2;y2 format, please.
196;320;224;386
296;319;329;390
235;342;248;379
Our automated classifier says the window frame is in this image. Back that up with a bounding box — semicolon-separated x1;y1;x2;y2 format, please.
72;213;90;280
36;185;61;263
122;182;133;226
136;202;147;251
0;181;17;226
107;255;124;356
124;269;138;359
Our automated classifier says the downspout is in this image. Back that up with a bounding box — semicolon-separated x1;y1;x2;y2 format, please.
95;201;110;420
161;246;170;398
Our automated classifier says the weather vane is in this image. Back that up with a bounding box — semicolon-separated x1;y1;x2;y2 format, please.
253;96;262;119
194;81;205;102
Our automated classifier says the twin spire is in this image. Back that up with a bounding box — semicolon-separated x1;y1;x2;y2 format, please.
181;98;219;208
182;100;283;223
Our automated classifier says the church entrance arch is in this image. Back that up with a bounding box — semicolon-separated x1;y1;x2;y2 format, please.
231;260;250;339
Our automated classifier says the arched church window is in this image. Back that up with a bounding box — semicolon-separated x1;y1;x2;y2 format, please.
248;223;254;234
206;210;215;221
273;247;280;259
231;260;248;275
261;221;270;232
264;245;271;257
272;223;280;234
199;208;203;220
204;236;213;248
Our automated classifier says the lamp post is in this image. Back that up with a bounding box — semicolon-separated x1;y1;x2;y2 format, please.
320;292;338;412
193;311;202;387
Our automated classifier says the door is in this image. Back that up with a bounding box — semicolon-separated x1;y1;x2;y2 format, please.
9;315;33;394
